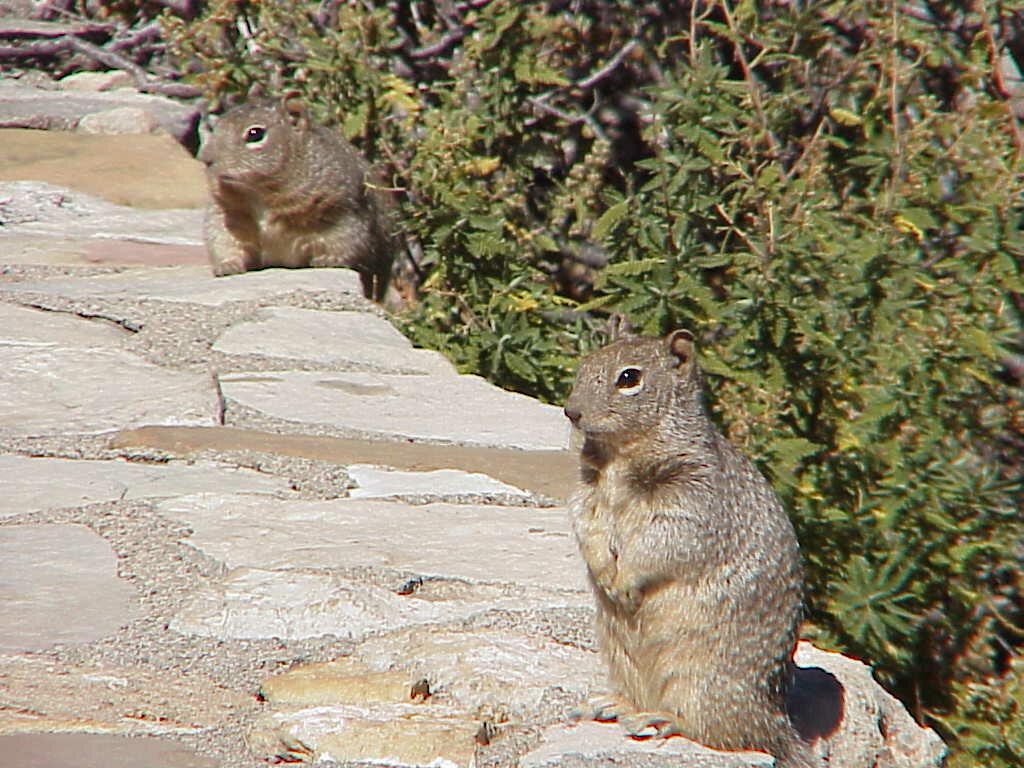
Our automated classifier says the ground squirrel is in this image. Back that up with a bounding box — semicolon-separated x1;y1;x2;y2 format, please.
198;95;395;300
564;328;818;768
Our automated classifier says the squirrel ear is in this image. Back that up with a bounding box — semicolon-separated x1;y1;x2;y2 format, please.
666;329;695;367
280;91;308;129
607;313;633;341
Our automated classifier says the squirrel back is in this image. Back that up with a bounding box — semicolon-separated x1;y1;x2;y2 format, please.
199;95;394;300
565;329;817;767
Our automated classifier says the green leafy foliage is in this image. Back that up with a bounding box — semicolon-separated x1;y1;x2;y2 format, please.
167;1;1023;762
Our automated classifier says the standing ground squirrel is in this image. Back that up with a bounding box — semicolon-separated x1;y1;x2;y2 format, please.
198;95;395;300
564;328;819;768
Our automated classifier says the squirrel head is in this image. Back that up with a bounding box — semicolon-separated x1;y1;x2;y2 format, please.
564;329;704;454
198;94;310;187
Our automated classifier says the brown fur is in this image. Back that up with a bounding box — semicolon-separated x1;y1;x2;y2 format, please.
198;96;395;300
565;330;819;768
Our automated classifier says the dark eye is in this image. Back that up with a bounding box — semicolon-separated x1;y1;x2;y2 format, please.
244;125;266;143
615;367;643;391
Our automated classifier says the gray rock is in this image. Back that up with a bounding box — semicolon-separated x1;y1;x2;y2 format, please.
0;263;363;307
220;368;571;450
57;71;135;92
213;307;456;375
791;643;946;768
0;79;199;146
346;464;531;500
0;454;293;520
0;524;137;652
77;106;162;135
157;494;586;590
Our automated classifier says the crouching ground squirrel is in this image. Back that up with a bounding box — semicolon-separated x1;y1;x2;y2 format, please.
564;328;819;768
199;95;395;300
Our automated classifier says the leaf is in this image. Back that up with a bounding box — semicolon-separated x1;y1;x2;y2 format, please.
602;257;666;277
592;200;629;241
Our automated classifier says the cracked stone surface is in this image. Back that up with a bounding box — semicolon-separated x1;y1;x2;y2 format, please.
157;494;585;589
0;127;946;768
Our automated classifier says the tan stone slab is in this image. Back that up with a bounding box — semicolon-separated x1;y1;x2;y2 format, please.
0;129;206;209
112;426;578;500
259;662;412;706
249;704;479;767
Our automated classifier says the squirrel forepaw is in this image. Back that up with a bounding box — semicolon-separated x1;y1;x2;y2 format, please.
569;694;630;724
620;711;683;740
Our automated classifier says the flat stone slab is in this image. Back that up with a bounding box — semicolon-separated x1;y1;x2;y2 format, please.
0;733;216;768
158;494;585;590
171;566;585;642
213;307;456;375
0;265;363;307
0;654;247;736
0;81;199;145
346;464;530;500
522;722;773;768
0;345;220;438
220;369;571;450
0;455;292;520
0;524;137;652
0;300;220;437
0;181;202;247
0;301;126;347
0;130;206;210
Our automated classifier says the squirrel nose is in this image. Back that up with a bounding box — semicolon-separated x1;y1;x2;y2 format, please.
563;406;582;425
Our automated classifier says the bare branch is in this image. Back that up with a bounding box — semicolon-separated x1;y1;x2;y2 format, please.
576;38;638;91
66;36;201;98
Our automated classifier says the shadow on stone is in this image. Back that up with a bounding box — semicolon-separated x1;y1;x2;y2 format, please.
788;665;844;741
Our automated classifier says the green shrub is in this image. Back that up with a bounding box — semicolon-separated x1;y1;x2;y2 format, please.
166;1;1023;762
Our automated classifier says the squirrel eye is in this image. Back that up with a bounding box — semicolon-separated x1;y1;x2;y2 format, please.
615;367;644;394
244;125;267;144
